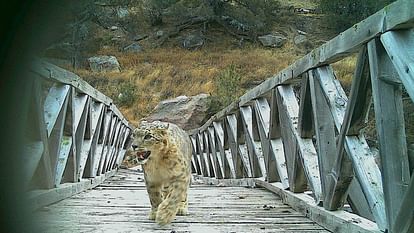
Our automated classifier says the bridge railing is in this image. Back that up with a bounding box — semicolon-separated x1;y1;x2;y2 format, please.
189;0;414;232
24;60;133;208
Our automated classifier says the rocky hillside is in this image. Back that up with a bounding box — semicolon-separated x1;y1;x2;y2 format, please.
41;0;338;126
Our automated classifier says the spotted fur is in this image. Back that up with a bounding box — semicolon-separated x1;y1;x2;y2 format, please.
131;121;192;225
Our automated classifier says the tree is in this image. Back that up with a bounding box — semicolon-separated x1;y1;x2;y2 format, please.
319;0;396;33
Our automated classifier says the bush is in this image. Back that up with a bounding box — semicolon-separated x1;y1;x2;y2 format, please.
116;80;137;107
318;0;396;33
208;64;243;114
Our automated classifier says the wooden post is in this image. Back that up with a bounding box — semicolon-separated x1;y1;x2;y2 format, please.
368;38;410;232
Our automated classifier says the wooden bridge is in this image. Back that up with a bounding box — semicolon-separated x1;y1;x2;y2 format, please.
24;0;413;232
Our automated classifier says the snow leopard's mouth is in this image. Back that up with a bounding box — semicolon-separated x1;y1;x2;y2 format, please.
136;151;151;162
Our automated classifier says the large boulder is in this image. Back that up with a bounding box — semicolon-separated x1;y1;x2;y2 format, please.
182;34;204;50
88;55;120;72
145;94;210;131
258;34;287;48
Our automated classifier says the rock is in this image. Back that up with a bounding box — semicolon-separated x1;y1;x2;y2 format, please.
116;7;129;18
258;34;287;48
294;35;308;45
123;43;143;53
182;34;204;49
110;26;119;31
145;94;210;131
88;55;120;72
155;30;164;38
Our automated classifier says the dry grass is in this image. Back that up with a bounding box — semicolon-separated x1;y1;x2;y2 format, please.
74;44;299;125
332;54;357;93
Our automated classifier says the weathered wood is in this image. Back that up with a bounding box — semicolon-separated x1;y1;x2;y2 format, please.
32;59;112;106
308;69;339;209
393;174;414;233
28;169;116;210
35;169;330;233
347;178;375;221
94;110;112;176
55;136;73;185
269;85;281;139
254;179;381;233
85;102;104;178
254;98;289;184
346;47;372;135
73;93;90;181
239;106;265;178
276;85;322;202
368;38;410;231
196;132;210;177
44;84;71;137
226;114;247;178
210;121;232;178
190;135;202;175
381;28;414;102
297;74;314;138
206;127;224;178
203;131;216;177
313;65;386;229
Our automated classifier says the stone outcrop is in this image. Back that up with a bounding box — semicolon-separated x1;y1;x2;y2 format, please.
88;55;121;72
258;34;287;48
145;94;210;131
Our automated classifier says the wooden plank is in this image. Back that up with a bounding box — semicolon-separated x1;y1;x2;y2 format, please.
313;65;386;229
254;179;381;233
74;94;90;181
28;169;116;210
393;174;414;233
55;136;73;185
239;106;265;178
85;102;105;178
196;132;210;177
381;29;414;102
253;98;280;182
35;169;331;233
104;121;122;172
100;116;117;174
297;74;314;138
213;121;234;178
346;47;372;135
203;131;215;177
368;38;410;231
276;85;322;202
207;127;224;179
347;178;375;221
23;141;44;187
44;84;71;137
32;59;112;105
114;127;130;168
93;109;112;176
190;135;202;175
308;69;340;210
226;114;248;178
269;85;281;139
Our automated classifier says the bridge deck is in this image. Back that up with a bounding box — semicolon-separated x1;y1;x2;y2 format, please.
34;169;330;233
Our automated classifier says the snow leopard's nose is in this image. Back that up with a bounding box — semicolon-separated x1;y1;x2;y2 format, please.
131;144;138;150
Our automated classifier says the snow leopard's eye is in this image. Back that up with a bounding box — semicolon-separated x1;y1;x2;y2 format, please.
143;134;153;140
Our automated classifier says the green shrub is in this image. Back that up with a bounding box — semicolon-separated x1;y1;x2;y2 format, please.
116;80;137;107
208;64;243;114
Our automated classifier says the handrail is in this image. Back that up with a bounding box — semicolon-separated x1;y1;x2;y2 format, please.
24;60;133;208
188;0;414;233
